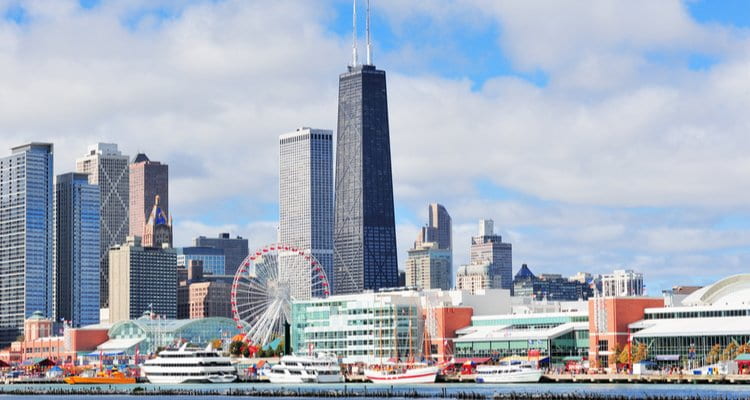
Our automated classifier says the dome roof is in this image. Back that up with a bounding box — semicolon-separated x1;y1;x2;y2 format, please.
681;274;750;307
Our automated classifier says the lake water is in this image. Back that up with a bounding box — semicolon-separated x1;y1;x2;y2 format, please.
1;382;750;399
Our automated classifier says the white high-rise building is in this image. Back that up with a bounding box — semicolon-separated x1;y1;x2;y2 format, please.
76;143;130;308
279;128;334;298
601;269;644;297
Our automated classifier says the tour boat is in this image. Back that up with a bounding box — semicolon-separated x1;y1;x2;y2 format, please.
142;343;237;384
364;362;440;384
474;362;543;383
265;353;343;384
64;367;136;384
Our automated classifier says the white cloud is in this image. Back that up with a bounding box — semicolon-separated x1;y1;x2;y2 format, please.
2;0;750;291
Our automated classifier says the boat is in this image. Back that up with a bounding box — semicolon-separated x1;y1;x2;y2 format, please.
474;361;543;383
265;353;343;384
364;362;440;384
142;343;237;384
64;367;136;384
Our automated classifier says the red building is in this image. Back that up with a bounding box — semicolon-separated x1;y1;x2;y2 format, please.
423;306;474;362
588;297;664;371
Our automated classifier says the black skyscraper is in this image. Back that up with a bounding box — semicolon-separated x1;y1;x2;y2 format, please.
333;62;399;294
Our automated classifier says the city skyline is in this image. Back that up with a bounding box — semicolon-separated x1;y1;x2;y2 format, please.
1;1;749;293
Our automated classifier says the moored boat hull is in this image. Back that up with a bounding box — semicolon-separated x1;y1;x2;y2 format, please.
364;366;439;384
475;369;543;383
63;376;136;385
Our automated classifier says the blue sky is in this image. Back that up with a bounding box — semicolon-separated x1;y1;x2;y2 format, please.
1;0;750;293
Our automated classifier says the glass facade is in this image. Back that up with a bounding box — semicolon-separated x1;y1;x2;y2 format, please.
106;316;242;356
0;143;54;347
455;313;590;365
76;143;130;308
194;234;248;276
291;293;423;364
177;247;226;277
55;172;100;328
334;64;398;294
279;128;334;296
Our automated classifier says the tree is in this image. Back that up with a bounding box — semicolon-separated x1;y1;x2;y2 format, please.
706;344;722;364
618;343;633;365
736;342;750;357
632;343;648;363
229;340;244;356
721;342;738;361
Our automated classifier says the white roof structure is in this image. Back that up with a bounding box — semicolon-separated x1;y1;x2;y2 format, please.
681;274;750;307
632;316;750;338
454;322;587;342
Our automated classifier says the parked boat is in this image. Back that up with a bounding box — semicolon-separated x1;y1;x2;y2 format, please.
63;367;136;384
474;361;543;383
265;353;343;384
142;343;237;384
364;362;440;384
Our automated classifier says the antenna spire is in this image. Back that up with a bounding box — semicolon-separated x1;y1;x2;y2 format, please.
352;0;358;67
366;0;372;65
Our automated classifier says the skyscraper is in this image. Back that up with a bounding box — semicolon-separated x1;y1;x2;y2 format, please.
0;143;53;346
415;203;452;251
55;173;100;327
333;2;398;294
108;236;177;323
76;143;129;308
279;127;334;296
407;203;452;290
194;233;248;276
470;219;513;291
129;153;168;238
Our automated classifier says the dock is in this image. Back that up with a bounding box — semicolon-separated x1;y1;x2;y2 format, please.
542;373;750;384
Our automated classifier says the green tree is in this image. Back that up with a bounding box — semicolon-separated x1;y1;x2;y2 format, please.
229;340;243;356
706;344;722;364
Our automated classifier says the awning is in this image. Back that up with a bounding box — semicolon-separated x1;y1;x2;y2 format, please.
655;354;680;361
20;358;54;367
563;356;584;362
452;357;491;365
736;353;750;361
96;337;144;352
86;350;124;357
0;360;9;367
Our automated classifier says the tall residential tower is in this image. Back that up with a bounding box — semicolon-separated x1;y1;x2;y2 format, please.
333;2;398;293
0;143;54;346
279;127;334;296
54;173;100;327
76;143;129;308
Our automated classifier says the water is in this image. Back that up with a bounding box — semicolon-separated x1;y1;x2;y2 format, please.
1;382;750;399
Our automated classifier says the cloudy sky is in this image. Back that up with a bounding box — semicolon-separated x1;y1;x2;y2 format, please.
2;0;749;292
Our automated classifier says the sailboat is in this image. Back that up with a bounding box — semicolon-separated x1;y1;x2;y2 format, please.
364;308;439;384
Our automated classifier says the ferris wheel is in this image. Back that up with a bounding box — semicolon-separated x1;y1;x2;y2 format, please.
230;243;330;347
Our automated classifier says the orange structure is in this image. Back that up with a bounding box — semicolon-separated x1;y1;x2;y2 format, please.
588;297;664;371
423;306;473;362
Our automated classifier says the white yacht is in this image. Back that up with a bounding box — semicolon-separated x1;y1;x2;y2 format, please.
475;361;543;383
265;353;343;384
142;343;237;384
